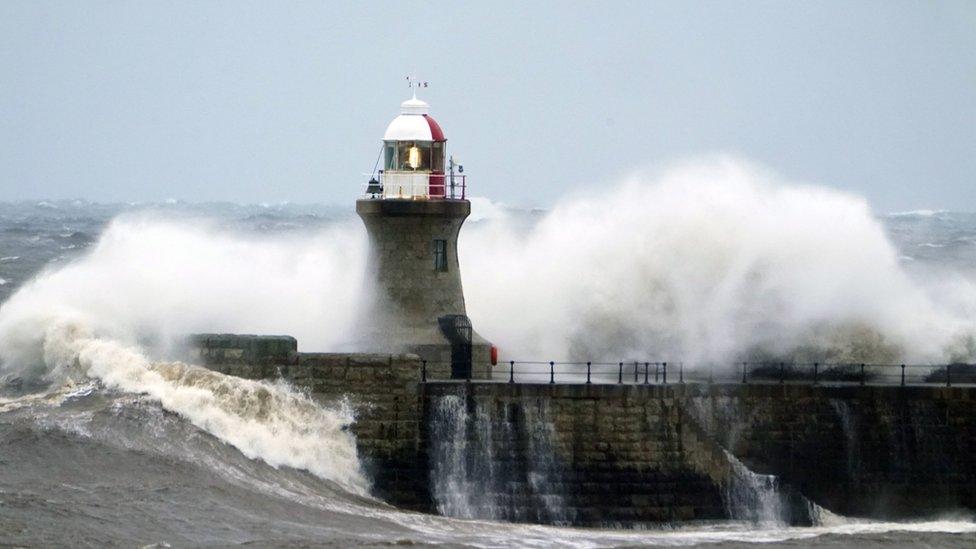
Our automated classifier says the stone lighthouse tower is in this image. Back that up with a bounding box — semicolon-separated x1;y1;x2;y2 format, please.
356;90;492;379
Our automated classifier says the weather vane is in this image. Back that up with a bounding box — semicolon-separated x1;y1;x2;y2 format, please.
406;76;429;98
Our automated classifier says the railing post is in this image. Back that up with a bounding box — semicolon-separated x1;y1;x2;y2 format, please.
679;362;684;384
860;363;865;386
509;360;515;384
813;362;819;385
780;362;785;385
742;362;748;384
662;362;668;385
618;362;623;384
422;360;427;383
946;364;951;387
644;362;650;384
586;361;591;384
900;363;905;386
634;361;639;383
550;361;555;384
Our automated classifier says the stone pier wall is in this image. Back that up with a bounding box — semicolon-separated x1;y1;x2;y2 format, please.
191;334;431;510
691;384;976;518
190;336;976;526
422;383;729;525
420;382;976;525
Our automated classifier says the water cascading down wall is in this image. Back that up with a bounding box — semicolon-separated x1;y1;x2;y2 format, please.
422;382;976;526
194;337;976;527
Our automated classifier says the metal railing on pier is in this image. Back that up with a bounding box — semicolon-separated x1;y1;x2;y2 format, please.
419;359;976;387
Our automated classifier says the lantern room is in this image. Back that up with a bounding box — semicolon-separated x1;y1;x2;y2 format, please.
366;94;466;200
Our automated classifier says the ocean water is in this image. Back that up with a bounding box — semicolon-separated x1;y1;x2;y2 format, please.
2;167;976;546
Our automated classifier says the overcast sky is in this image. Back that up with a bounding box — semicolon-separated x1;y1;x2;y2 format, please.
1;1;973;212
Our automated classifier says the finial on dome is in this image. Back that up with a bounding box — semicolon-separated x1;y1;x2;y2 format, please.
401;76;431;115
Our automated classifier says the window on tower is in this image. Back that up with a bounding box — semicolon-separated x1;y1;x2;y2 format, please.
433;239;448;272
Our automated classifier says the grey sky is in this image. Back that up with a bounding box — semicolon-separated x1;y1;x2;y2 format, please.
1;1;973;212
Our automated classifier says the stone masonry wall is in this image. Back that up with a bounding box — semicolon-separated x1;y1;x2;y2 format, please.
356;199;470;337
422;382;976;525
422;383;729;526
691;384;976;518
281;353;429;509
356;199;493;379
191;335;976;525
191;334;430;510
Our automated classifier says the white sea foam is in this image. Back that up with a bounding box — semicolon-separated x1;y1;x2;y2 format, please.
462;156;976;364
1;155;976;493
886;209;947;218
29;317;369;494
2;156;975;370
0;214;367;376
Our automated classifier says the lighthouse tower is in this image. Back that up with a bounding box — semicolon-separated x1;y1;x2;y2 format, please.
356;91;492;379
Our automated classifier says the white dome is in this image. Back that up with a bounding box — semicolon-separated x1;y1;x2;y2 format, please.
381;96;445;141
384;114;433;141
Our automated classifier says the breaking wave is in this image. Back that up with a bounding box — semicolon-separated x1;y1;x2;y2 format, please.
462;157;976;364
0;316;368;494
1;155;975;492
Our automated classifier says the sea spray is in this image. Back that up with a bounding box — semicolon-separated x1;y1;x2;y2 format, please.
1;157;975;371
462;156;976;364
22;317;370;495
0;214;368;377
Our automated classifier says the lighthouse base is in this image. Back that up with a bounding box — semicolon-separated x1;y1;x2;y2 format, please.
409;339;494;380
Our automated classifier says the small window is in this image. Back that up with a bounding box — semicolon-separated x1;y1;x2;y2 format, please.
433;239;448;272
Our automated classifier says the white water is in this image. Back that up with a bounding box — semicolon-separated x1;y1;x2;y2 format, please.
2;157;974;372
462;156;976;364
1;155;976;502
722;450;789;526
0;214;367;380
429;394;571;524
8;317;370;495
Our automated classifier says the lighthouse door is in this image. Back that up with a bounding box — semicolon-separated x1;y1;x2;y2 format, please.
438;314;473;379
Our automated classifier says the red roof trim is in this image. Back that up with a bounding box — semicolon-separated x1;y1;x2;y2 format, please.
424;115;445;141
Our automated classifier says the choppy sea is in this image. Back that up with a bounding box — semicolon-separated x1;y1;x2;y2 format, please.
1;199;975;547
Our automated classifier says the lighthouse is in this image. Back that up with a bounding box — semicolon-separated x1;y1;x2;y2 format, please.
356;89;492;379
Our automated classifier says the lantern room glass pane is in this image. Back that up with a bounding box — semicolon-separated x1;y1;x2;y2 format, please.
432;142;445;172
396;141;432;171
383;142;397;171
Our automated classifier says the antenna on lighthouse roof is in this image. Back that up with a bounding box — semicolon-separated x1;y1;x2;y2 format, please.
406;75;429;99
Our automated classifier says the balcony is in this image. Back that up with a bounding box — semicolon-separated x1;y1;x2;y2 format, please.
363;171;467;200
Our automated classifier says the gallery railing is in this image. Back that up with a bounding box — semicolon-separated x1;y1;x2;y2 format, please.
420;359;976;387
362;172;467;200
